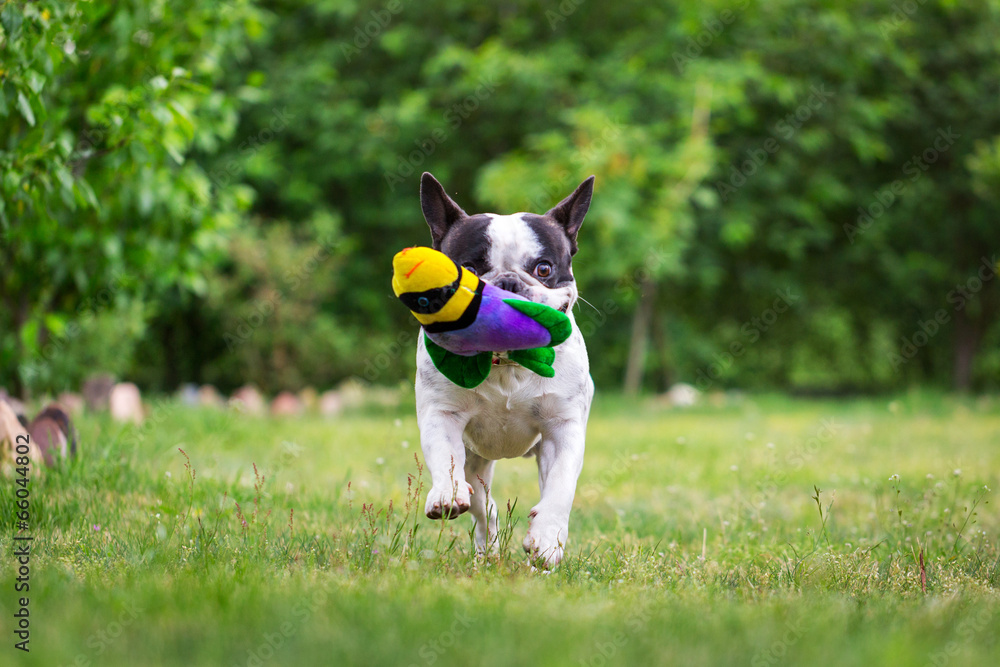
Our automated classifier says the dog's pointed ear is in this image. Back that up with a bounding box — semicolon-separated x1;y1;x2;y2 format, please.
420;172;468;249
546;175;594;255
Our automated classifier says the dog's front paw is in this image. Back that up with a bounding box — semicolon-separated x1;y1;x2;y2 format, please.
424;482;473;520
523;511;567;568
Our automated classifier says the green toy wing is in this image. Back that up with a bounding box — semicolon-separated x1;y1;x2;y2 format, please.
501;299;572;347
424;334;492;388
507;347;556;378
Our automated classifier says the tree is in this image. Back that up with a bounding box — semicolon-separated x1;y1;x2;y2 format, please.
0;0;260;395
8;0;997;395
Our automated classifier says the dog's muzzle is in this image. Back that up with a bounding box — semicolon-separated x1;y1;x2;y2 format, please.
492;273;525;295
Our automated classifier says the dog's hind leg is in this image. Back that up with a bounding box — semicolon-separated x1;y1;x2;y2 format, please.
523;418;588;569
464;450;498;557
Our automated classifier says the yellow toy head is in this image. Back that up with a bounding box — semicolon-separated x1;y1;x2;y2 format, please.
392;247;480;327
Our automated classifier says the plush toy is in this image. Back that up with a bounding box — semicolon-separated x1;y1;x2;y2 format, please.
392;246;572;388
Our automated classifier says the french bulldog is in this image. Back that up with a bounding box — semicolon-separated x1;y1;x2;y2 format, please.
413;171;595;568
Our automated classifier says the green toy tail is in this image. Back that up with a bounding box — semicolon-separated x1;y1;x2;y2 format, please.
424;301;571;387
501;299;572;347
501;299;570;378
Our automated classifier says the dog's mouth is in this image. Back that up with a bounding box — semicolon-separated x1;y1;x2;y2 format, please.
484;274;574;314
516;289;571;314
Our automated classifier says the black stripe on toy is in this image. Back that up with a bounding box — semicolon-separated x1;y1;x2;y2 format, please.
423;279;484;333
397;258;465;314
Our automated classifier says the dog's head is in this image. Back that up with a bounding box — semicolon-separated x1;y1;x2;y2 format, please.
419;172;594;313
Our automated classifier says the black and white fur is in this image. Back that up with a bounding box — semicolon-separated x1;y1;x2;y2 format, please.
414;172;595;568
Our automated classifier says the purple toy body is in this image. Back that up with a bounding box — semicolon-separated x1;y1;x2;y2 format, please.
427;283;552;356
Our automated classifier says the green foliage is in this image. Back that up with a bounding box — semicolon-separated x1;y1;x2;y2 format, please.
202;216;353;392
184;0;999;394
3;0;1000;394
0;0;259;392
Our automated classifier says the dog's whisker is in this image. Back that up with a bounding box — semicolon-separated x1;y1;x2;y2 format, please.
576;295;600;313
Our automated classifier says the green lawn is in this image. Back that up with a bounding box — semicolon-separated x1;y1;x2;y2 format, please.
2;392;999;666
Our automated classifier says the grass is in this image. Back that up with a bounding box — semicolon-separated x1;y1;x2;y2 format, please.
2;390;999;666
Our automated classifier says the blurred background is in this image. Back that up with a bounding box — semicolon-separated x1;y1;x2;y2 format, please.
2;0;999;401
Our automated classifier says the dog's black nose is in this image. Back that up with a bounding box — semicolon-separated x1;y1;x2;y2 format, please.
493;275;522;294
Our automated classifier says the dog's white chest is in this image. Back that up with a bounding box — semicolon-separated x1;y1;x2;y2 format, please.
461;366;548;459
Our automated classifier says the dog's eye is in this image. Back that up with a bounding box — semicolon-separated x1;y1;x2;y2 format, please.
534;261;552;278
462;264;478;276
